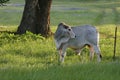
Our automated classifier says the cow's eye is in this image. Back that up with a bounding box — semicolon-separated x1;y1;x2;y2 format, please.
68;29;71;31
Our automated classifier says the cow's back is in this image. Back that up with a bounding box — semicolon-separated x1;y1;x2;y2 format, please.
71;25;99;45
71;25;97;35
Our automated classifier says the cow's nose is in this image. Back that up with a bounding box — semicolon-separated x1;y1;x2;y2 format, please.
75;35;76;38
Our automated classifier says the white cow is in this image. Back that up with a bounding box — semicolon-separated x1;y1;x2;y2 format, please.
54;22;102;63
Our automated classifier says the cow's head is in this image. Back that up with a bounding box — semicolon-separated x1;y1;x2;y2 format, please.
54;22;75;50
57;22;75;39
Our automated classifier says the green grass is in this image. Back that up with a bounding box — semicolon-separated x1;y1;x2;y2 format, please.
1;63;120;80
0;0;120;80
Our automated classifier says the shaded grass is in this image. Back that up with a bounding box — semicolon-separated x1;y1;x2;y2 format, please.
0;62;120;80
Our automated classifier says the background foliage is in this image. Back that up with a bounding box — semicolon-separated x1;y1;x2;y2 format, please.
0;0;9;6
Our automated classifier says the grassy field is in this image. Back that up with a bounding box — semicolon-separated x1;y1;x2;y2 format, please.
0;0;120;80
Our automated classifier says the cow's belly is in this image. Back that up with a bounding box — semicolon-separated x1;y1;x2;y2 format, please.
67;38;86;49
68;43;85;49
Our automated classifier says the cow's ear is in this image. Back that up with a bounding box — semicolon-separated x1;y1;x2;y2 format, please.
63;25;69;29
58;22;65;27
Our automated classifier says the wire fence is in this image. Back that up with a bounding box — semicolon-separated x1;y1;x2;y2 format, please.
98;26;120;60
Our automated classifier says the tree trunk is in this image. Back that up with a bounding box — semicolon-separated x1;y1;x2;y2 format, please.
17;0;52;37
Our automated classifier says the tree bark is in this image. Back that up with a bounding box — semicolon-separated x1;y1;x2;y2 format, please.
17;0;52;37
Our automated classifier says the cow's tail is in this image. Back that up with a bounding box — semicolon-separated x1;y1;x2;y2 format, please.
97;31;100;44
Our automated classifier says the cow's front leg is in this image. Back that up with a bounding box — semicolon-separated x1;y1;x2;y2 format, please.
58;50;66;63
58;46;67;63
59;51;66;63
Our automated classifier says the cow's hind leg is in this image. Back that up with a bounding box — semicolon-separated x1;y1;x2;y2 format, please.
88;45;94;61
93;45;102;62
75;49;82;55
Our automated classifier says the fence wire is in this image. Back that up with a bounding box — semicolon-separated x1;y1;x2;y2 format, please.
98;26;120;59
